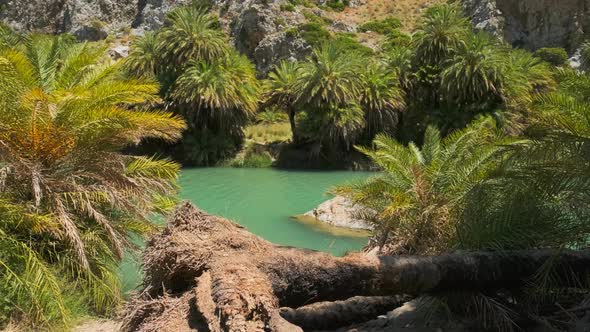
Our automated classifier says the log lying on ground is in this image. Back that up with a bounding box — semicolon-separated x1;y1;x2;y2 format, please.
279;296;410;330
122;202;590;331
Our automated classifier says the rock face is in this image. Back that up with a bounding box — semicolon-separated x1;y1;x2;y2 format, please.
462;0;590;51
0;0;312;72
0;0;137;40
304;196;373;230
217;0;312;73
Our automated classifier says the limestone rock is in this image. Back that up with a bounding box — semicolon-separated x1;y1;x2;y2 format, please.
132;0;192;33
462;0;590;51
304;196;373;230
0;0;349;71
0;0;137;40
220;0;311;73
108;44;130;59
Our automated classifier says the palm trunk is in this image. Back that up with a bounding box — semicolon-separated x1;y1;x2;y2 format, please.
288;109;298;145
123;202;590;331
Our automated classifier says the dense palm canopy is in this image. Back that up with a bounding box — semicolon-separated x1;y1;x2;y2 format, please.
156;6;227;71
295;43;363;108
125;31;159;78
441;33;505;104
359;61;406;137
413;3;469;66
0;34;185;328
173;51;260;127
459;68;590;251
125;5;259;166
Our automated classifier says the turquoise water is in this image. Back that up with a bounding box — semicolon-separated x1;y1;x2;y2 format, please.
120;168;371;293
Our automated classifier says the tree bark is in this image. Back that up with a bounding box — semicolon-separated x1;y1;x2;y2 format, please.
288;109;298;145
122;202;590;331
279;296;409;330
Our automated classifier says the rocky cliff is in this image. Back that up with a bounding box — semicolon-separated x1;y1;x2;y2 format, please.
0;0;137;40
463;0;590;51
2;0;589;70
0;0;314;72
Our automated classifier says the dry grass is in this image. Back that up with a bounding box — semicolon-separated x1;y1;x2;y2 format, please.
327;0;445;31
244;122;292;144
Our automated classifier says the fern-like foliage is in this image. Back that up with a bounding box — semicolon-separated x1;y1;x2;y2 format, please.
335;117;503;254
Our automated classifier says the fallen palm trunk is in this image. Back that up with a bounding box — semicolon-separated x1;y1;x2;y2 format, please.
279;296;409;330
122;202;590;331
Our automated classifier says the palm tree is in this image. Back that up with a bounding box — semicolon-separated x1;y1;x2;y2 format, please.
124;5;258;166
413;3;470;66
264;60;302;144
335;117;501;255
294;43;365;150
441;33;506;105
502;49;555;108
295;43;363;109
456;68;590;253
383;45;414;90
124;31;160;78
359;61;405;138
0;35;185;327
171;50;260;164
0;23;22;50
410;4;470;110
172;50;260;131
580;41;590;71
125;5;230;99
157;6;228;71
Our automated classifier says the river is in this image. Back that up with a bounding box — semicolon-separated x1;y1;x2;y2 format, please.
120;168;372;293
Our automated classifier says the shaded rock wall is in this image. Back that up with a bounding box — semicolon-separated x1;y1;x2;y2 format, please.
463;0;590;51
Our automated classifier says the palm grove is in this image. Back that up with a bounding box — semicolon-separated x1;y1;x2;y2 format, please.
1;1;590;330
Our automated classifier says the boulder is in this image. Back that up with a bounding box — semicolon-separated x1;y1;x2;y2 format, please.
304;196;373;230
108;44;130;59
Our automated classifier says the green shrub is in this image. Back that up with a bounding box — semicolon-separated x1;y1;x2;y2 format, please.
332;34;374;57
280;4;295;11
302;10;333;26
327;0;348;11
302;0;314;8
534;47;569;67
382;29;412;49
581;41;590;71
274;17;286;26
300;23;331;47
285;27;299;38
358;16;402;34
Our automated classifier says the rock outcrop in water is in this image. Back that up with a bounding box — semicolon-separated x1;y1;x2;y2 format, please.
304;196;373;231
462;0;590;51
